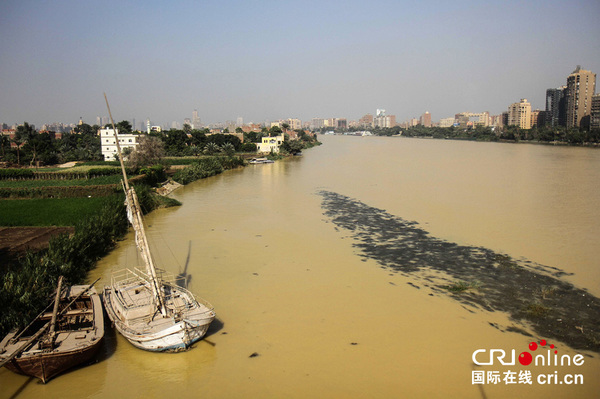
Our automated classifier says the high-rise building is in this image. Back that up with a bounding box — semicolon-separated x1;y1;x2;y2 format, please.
490;114;504;128
531;110;545;128
591;94;600;130
336;118;347;130
545;86;566;127
359;114;374;128
310;118;325;130
565;66;596;128
508;99;532;129
420;112;432;127
192;109;201;129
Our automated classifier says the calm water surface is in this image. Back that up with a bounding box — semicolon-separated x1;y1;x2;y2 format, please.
2;135;599;398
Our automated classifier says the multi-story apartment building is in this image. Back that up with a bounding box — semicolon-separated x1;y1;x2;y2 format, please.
489;114;504;128
530;110;545;128
373;110;396;128
336;118;348;130
257;134;285;153
192;110;202;129
439;117;455;128
420;112;432;127
455;112;490;128
100;128;139;161
310;118;325;130
565;66;596;128
508;99;532;129
591;94;600;130
358;114;374;127
284;118;302;130
545;86;566;127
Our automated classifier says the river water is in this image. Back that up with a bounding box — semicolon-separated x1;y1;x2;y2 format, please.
2;135;599;398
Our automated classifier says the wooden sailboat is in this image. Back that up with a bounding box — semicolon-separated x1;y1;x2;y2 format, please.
0;277;104;383
101;94;215;352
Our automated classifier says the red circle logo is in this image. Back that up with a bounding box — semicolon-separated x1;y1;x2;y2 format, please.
518;351;533;366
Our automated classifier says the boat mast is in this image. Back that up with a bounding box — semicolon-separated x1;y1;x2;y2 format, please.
104;93;167;317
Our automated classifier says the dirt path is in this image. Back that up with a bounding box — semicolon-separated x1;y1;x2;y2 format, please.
0;226;74;258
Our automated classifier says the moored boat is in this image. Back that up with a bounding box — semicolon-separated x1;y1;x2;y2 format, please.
249;157;275;164
103;268;215;351
101;94;215;352
0;278;104;383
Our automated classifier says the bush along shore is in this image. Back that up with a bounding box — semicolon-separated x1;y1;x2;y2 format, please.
171;155;245;185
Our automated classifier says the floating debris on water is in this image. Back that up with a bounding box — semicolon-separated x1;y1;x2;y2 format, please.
319;190;600;353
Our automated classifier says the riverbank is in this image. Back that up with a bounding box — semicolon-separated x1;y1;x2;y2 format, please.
373;133;600;148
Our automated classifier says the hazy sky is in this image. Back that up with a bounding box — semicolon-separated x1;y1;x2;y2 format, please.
1;0;599;128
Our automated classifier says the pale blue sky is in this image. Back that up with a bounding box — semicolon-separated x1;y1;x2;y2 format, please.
1;0;599;127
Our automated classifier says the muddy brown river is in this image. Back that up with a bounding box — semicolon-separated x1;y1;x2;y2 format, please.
1;135;599;398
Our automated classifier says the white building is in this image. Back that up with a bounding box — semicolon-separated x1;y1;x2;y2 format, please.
439;117;456;128
257;134;285;153
100;128;140;161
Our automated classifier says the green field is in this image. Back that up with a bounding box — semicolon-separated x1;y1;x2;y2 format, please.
0;175;123;188
0;197;111;226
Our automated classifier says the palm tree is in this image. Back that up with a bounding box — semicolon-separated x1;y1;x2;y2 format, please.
220;142;236;157
203;142;220;155
0;135;9;157
11;135;23;164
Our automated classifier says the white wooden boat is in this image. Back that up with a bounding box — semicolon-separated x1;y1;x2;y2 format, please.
249;157;274;164
103;268;214;351
101;94;215;352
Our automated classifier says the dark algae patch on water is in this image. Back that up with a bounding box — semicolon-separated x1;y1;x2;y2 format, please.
319;191;600;354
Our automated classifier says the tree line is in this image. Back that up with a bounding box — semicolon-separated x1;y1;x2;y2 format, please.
0;121;319;167
344;124;600;145
1;122;102;166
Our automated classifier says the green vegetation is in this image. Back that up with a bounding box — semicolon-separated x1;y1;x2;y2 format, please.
338;124;600;145
0;166;129;181
0;175;123;188
0;197;108;226
134;184;181;212
280;130;321;154
2;122;102;165
443;280;481;292
0;195;129;337
525;303;551;318
172;156;245;185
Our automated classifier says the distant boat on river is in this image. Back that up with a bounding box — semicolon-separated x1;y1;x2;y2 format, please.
249;157;275;164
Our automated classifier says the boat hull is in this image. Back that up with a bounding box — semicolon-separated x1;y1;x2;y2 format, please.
0;286;104;383
4;338;103;383
111;315;211;352
103;272;215;352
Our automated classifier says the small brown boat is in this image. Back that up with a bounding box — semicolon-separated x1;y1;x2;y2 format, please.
0;277;104;383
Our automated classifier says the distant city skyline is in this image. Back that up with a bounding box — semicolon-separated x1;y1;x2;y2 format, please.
1;1;599;128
